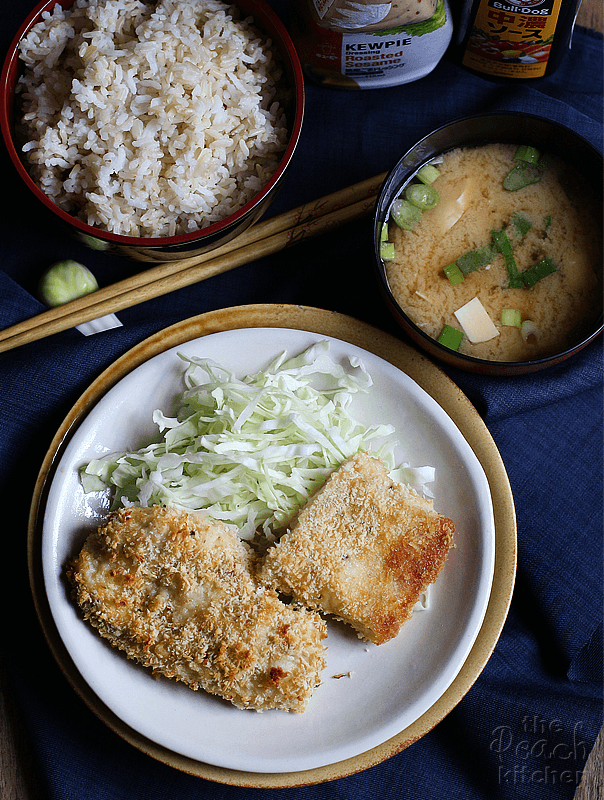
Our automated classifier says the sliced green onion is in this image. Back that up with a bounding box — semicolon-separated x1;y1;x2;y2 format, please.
453;213;530;277
501;308;522;327
503;161;543;191
390;198;422;230
416;164;441;185
437;324;464;351
443;262;465;285
492;227;523;289
521;256;557;287
404;183;440;210
509;212;532;241
544;215;552;233
503;145;543;190
380;241;395;260
514;145;541;165
456;243;498;275
379;222;395;259
521;320;538;342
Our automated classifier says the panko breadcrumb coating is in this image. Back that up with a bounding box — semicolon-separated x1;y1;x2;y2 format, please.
258;451;455;645
67;505;327;712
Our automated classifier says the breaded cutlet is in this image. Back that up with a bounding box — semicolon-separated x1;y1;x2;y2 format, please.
258;451;455;645
67;505;327;712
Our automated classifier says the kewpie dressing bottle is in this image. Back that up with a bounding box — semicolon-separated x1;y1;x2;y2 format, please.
289;0;454;89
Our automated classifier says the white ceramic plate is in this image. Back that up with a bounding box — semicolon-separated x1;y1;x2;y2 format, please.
41;327;495;774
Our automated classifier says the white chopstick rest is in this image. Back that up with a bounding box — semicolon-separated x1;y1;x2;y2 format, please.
76;313;123;336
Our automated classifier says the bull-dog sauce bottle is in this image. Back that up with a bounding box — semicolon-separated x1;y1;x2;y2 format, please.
455;0;583;80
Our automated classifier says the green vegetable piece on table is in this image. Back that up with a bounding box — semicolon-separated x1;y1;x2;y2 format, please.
390;198;422;230
38;260;99;307
437;324;464;351
37;259;122;336
404;183;440;210
521;256;557;288
491;227;523;289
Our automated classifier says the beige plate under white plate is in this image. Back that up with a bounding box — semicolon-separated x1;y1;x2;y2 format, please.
28;304;516;788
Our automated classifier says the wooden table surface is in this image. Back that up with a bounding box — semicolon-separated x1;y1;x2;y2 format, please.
568;6;603;800
1;4;602;798
531;14;604;800
577;0;603;34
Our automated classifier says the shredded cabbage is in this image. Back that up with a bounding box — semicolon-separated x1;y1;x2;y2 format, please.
80;341;432;539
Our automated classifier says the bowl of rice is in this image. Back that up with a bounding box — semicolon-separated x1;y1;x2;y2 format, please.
1;0;304;261
373;113;603;376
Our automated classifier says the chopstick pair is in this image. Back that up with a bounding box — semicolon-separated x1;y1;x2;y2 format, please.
0;173;387;354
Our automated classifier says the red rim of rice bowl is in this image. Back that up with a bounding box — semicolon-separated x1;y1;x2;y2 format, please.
0;0;305;256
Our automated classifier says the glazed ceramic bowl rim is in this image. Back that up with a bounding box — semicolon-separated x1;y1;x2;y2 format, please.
373;111;604;373
0;0;304;248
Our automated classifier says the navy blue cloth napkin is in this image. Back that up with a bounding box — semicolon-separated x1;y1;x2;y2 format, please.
0;1;601;797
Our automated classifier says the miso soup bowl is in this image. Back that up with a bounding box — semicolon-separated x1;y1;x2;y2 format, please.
373;113;603;376
0;0;304;263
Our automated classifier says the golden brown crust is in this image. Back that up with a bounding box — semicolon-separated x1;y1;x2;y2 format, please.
67;506;327;713
258;451;455;645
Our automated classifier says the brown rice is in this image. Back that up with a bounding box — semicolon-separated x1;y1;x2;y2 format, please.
15;0;289;238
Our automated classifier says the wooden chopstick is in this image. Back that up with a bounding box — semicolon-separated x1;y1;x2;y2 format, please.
0;172;386;354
